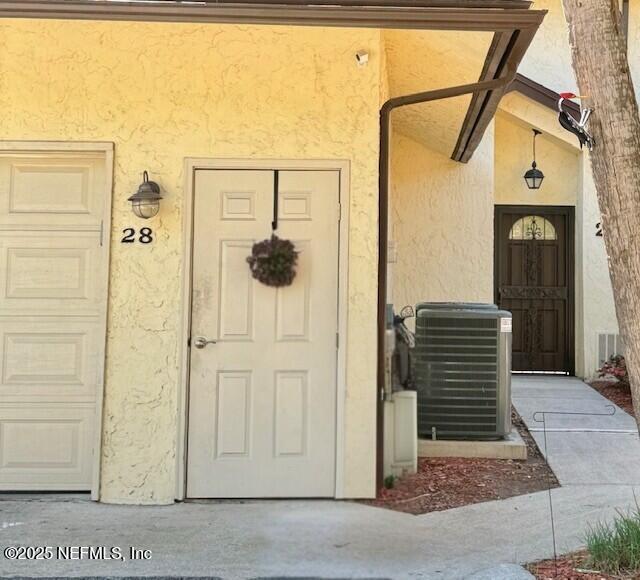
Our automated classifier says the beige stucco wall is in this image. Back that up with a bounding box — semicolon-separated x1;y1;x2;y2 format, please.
494;113;578;206
376;0;622;380
391;80;618;379
517;0;621;375
577;157;619;376
381;29;497;308
0;19;383;503
383;29;493;156
496;93;618;378
390;129;495;313
387;0;596;330
520;0;577;94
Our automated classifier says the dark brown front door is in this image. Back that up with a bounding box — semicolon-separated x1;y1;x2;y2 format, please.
495;206;574;373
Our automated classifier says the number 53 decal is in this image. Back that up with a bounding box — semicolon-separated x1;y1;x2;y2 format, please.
121;227;154;244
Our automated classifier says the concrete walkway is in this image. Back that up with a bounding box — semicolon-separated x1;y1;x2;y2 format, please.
1;376;639;579
513;375;640;485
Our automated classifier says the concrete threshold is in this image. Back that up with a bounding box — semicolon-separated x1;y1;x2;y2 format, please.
418;430;527;460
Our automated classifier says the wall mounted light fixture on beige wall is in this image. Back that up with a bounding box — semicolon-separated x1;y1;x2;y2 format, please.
128;171;163;219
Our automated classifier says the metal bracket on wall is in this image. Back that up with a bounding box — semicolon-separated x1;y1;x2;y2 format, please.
272;170;279;232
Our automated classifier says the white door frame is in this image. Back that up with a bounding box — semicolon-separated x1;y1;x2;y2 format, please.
0;140;114;500
176;158;350;500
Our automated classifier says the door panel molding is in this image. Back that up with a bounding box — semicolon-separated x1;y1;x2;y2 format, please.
177;158;350;500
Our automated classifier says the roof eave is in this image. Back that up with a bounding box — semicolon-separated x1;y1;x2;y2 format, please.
451;21;545;162
507;73;581;119
0;1;545;31
0;1;546;162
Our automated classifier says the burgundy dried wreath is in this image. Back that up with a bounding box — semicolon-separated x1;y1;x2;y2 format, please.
247;235;298;287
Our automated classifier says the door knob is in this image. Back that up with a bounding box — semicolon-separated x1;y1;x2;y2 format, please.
193;336;217;349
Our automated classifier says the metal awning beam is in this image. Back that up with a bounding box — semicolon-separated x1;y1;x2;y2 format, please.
0;1;544;31
82;0;534;7
157;0;533;6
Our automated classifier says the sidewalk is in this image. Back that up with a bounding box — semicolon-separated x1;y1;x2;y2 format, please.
1;376;638;579
512;375;640;485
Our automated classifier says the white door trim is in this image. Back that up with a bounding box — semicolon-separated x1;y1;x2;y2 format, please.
0;140;114;500
177;158;350;500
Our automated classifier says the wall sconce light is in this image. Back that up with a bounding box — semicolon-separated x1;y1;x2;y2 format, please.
128;171;162;219
523;129;544;190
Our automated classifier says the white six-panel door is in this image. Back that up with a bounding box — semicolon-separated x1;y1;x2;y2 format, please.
187;169;340;498
0;146;111;491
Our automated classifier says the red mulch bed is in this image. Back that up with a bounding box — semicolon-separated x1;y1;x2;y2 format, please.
589;380;634;417
359;409;559;515
528;549;636;579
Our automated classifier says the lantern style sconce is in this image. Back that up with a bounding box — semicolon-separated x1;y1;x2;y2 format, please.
128;171;162;219
523;129;544;190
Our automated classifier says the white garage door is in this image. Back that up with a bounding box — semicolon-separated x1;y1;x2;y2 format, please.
0;144;112;491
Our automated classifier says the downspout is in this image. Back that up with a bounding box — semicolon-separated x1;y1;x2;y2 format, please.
376;75;512;488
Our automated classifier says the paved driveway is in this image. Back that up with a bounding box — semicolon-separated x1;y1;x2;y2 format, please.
1;376;638;579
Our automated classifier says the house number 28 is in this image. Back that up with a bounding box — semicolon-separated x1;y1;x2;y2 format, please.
121;227;154;244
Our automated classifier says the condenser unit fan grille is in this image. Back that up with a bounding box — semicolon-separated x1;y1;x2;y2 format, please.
414;309;511;440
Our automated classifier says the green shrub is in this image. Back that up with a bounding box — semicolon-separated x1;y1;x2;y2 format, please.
585;507;640;574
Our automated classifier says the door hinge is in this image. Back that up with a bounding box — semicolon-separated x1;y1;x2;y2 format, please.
336;332;339;349
100;220;104;247
337;203;342;222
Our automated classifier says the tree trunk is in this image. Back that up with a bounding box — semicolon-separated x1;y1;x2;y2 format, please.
561;0;640;424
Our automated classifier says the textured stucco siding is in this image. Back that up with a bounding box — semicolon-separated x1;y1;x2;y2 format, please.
514;0;623;375
0;20;382;503
577;158;619;377
382;29;493;157
390;129;495;314
495;113;579;207
518;0;577;94
495;94;618;378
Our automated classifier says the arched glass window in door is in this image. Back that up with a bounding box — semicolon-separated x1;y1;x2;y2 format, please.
508;215;557;241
